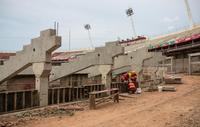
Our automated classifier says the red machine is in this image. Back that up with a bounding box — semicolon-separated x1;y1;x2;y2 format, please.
120;71;138;94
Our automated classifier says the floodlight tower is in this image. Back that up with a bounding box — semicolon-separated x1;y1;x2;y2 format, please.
68;28;71;51
184;0;194;27
84;24;94;48
126;8;137;37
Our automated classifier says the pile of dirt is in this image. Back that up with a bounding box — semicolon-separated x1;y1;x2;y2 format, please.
16;107;75;118
0;103;86;127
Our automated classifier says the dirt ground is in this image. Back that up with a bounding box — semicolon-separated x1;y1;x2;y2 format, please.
3;75;200;127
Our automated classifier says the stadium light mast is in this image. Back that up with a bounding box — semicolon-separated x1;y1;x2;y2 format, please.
84;24;94;49
126;8;137;38
68;28;71;51
184;0;194;28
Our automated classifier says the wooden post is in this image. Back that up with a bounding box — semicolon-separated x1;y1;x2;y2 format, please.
5;93;7;112
30;91;33;107
188;55;191;75
96;85;99;98
89;93;96;109
119;83;121;92
71;87;74;101
80;88;83;100
76;88;79;100
90;85;92;93
68;88;71;102
14;92;17;110
52;89;54;104
63;88;65;103
94;85;96;91
78;88;81;100
0;94;3;113
171;57;173;73
183;54;185;72
70;76;72;86
92;85;95;92
57;89;60;104
100;85;103;97
22;92;25;108
98;85;101;97
114;90;119;103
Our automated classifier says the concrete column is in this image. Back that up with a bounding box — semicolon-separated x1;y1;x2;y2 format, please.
63;88;65;102
171;57;173;73
188;55;191;75
33;62;51;107
98;65;112;89
14;92;17;110
35;76;49;106
5;93;7;112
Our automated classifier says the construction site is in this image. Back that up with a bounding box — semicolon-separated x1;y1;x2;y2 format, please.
0;1;200;127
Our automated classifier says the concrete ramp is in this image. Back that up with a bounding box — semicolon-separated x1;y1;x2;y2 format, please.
112;47;164;75
130;48;164;74
50;42;124;82
0;29;61;84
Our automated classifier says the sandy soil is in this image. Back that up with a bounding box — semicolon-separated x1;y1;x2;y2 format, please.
16;76;200;127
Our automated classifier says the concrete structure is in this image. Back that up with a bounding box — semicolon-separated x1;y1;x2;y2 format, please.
50;42;124;89
147;25;200;47
188;52;200;75
113;47;165;84
1;25;200;114
0;29;61;106
163;57;173;73
112;25;200;84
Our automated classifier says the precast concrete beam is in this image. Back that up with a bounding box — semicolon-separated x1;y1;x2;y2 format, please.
0;29;61;84
50;42;124;82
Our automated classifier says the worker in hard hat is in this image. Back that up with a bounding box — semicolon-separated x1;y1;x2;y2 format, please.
120;71;139;94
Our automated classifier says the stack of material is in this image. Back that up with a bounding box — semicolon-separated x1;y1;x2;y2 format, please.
158;85;176;92
164;74;182;84
162;86;176;91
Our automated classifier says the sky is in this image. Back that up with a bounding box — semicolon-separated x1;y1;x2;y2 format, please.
0;0;200;52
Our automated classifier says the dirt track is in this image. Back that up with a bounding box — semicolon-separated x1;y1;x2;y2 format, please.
20;76;200;127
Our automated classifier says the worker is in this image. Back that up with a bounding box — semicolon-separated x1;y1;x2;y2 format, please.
120;71;140;94
120;73;129;82
128;81;137;93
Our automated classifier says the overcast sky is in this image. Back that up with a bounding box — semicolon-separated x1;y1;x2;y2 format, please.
0;0;200;51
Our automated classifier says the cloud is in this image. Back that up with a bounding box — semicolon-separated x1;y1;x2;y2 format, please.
162;16;180;23
167;26;175;31
1;0;199;51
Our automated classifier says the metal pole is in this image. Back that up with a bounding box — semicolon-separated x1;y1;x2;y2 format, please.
56;22;59;35
87;30;94;48
130;16;137;37
188;55;191;75
184;0;194;28
69;29;71;51
54;22;56;30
